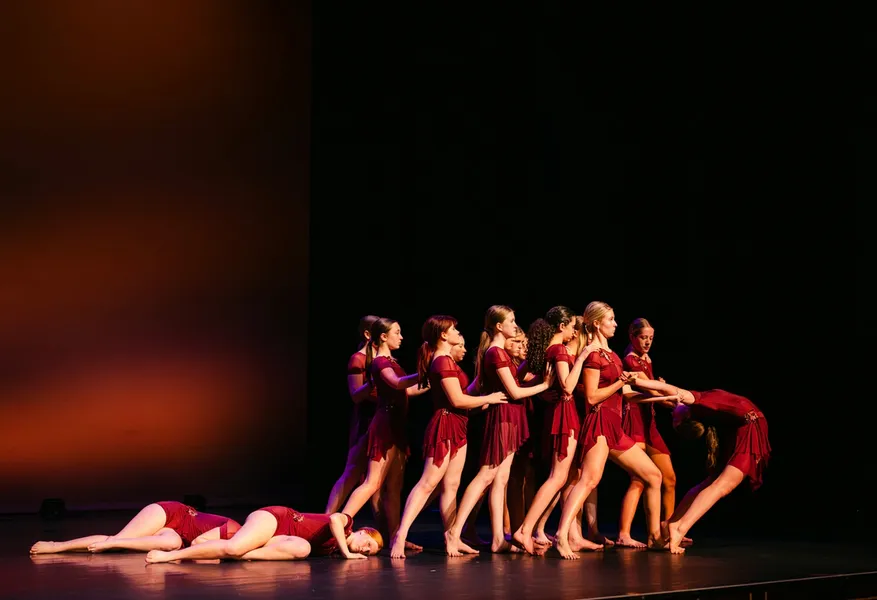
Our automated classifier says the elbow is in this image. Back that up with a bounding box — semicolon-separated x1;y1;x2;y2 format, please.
586;395;600;406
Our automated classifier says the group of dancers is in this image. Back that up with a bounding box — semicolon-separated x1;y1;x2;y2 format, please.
29;301;770;562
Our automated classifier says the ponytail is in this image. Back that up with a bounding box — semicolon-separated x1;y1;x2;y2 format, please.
416;341;433;389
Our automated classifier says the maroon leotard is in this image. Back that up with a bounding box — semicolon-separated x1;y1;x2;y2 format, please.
156;501;239;547
621;353;671;455
579;348;635;456
347;351;379;448
688;390;771;489
480;346;530;466
257;507;353;555
422;355;469;468
543;344;581;461
366;355;410;461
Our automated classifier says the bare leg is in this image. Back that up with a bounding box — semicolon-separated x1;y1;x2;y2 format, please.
438;446;468;530
31;503;172;554
648;450;690;545
582;487;613;546
506;451;528;536
239;535;311;561
460;491;488;547
609;445;664;549
445;463;499;556
390;452;452;558
325;435;368;513
666;465;745;554
488;452;520;553
554;440;609;559
146;511;277;563
533;491;559;547
513;436;576;554
383;451;420;553
341;448;397;520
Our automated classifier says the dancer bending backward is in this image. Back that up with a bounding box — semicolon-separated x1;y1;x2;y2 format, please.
146;506;382;563
340;318;429;545
389;317;507;558
444;305;554;556
630;378;771;554
325;315;384;517
616;318;681;548
30;501;241;554
553;301;665;559
512;307;600;554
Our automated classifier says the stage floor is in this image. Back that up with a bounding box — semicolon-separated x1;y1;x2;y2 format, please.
4;509;876;599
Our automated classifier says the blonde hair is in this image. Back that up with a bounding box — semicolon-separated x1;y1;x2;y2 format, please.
475;305;513;392
582;301;613;345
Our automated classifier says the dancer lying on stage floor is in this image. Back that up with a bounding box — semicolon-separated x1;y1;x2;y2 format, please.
144;506;382;563
30;501;241;554
630;378;771;554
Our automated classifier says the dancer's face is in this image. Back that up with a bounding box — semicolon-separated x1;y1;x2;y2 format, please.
450;341;466;362
630;327;655;354
383;322;403;351
672;404;690;429
596;310;618;339
349;530;380;555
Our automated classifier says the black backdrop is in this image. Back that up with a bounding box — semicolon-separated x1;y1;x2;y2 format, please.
307;5;863;539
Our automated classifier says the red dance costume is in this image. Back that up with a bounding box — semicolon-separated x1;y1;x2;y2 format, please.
366;355;410;461
688;390;771;489
621;353;671;455
480;346;530;466
543;344;581;461
513;360;543;461
347;351;379;448
257;507;353;555
421;355;469;467
579;349;635;456
156;501;239;547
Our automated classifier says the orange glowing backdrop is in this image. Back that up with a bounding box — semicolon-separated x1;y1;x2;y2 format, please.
0;1;310;512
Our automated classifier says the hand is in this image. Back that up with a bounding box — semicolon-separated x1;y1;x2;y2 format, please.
543;364;556;386
658;377;666;383
488;392;508;405
620;371;638;384
345;552;368;560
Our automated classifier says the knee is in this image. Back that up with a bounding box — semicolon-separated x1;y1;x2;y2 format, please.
224;540;251;559
628;477;645;491
662;470;677;490
442;476;461;494
642;466;662;489
289;538;311;559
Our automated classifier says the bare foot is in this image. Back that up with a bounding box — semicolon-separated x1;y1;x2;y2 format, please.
533;532;553;546
457;540;479;555
511;527;536;555
569;535;603;552
615;534;647;549
404;541;423;554
554;535;580;560
660;521;671;545
145;550;173;564
389;535;406;559
667;522;685;555
681;536;694;547
444;531;462;557
29;542;59;555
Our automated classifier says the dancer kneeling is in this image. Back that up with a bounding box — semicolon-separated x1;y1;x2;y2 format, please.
30;501;241;555
631;379;771;554
145;506;382;563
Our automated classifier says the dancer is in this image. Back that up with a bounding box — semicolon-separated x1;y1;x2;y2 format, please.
512;306;599;554
553;301;665;559
616;318;681;548
325;315;382;514
444;305;554;556
341;318;429;546
145;507;382;562
389;317;507;558
30;501;241;554
630;379;771;554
